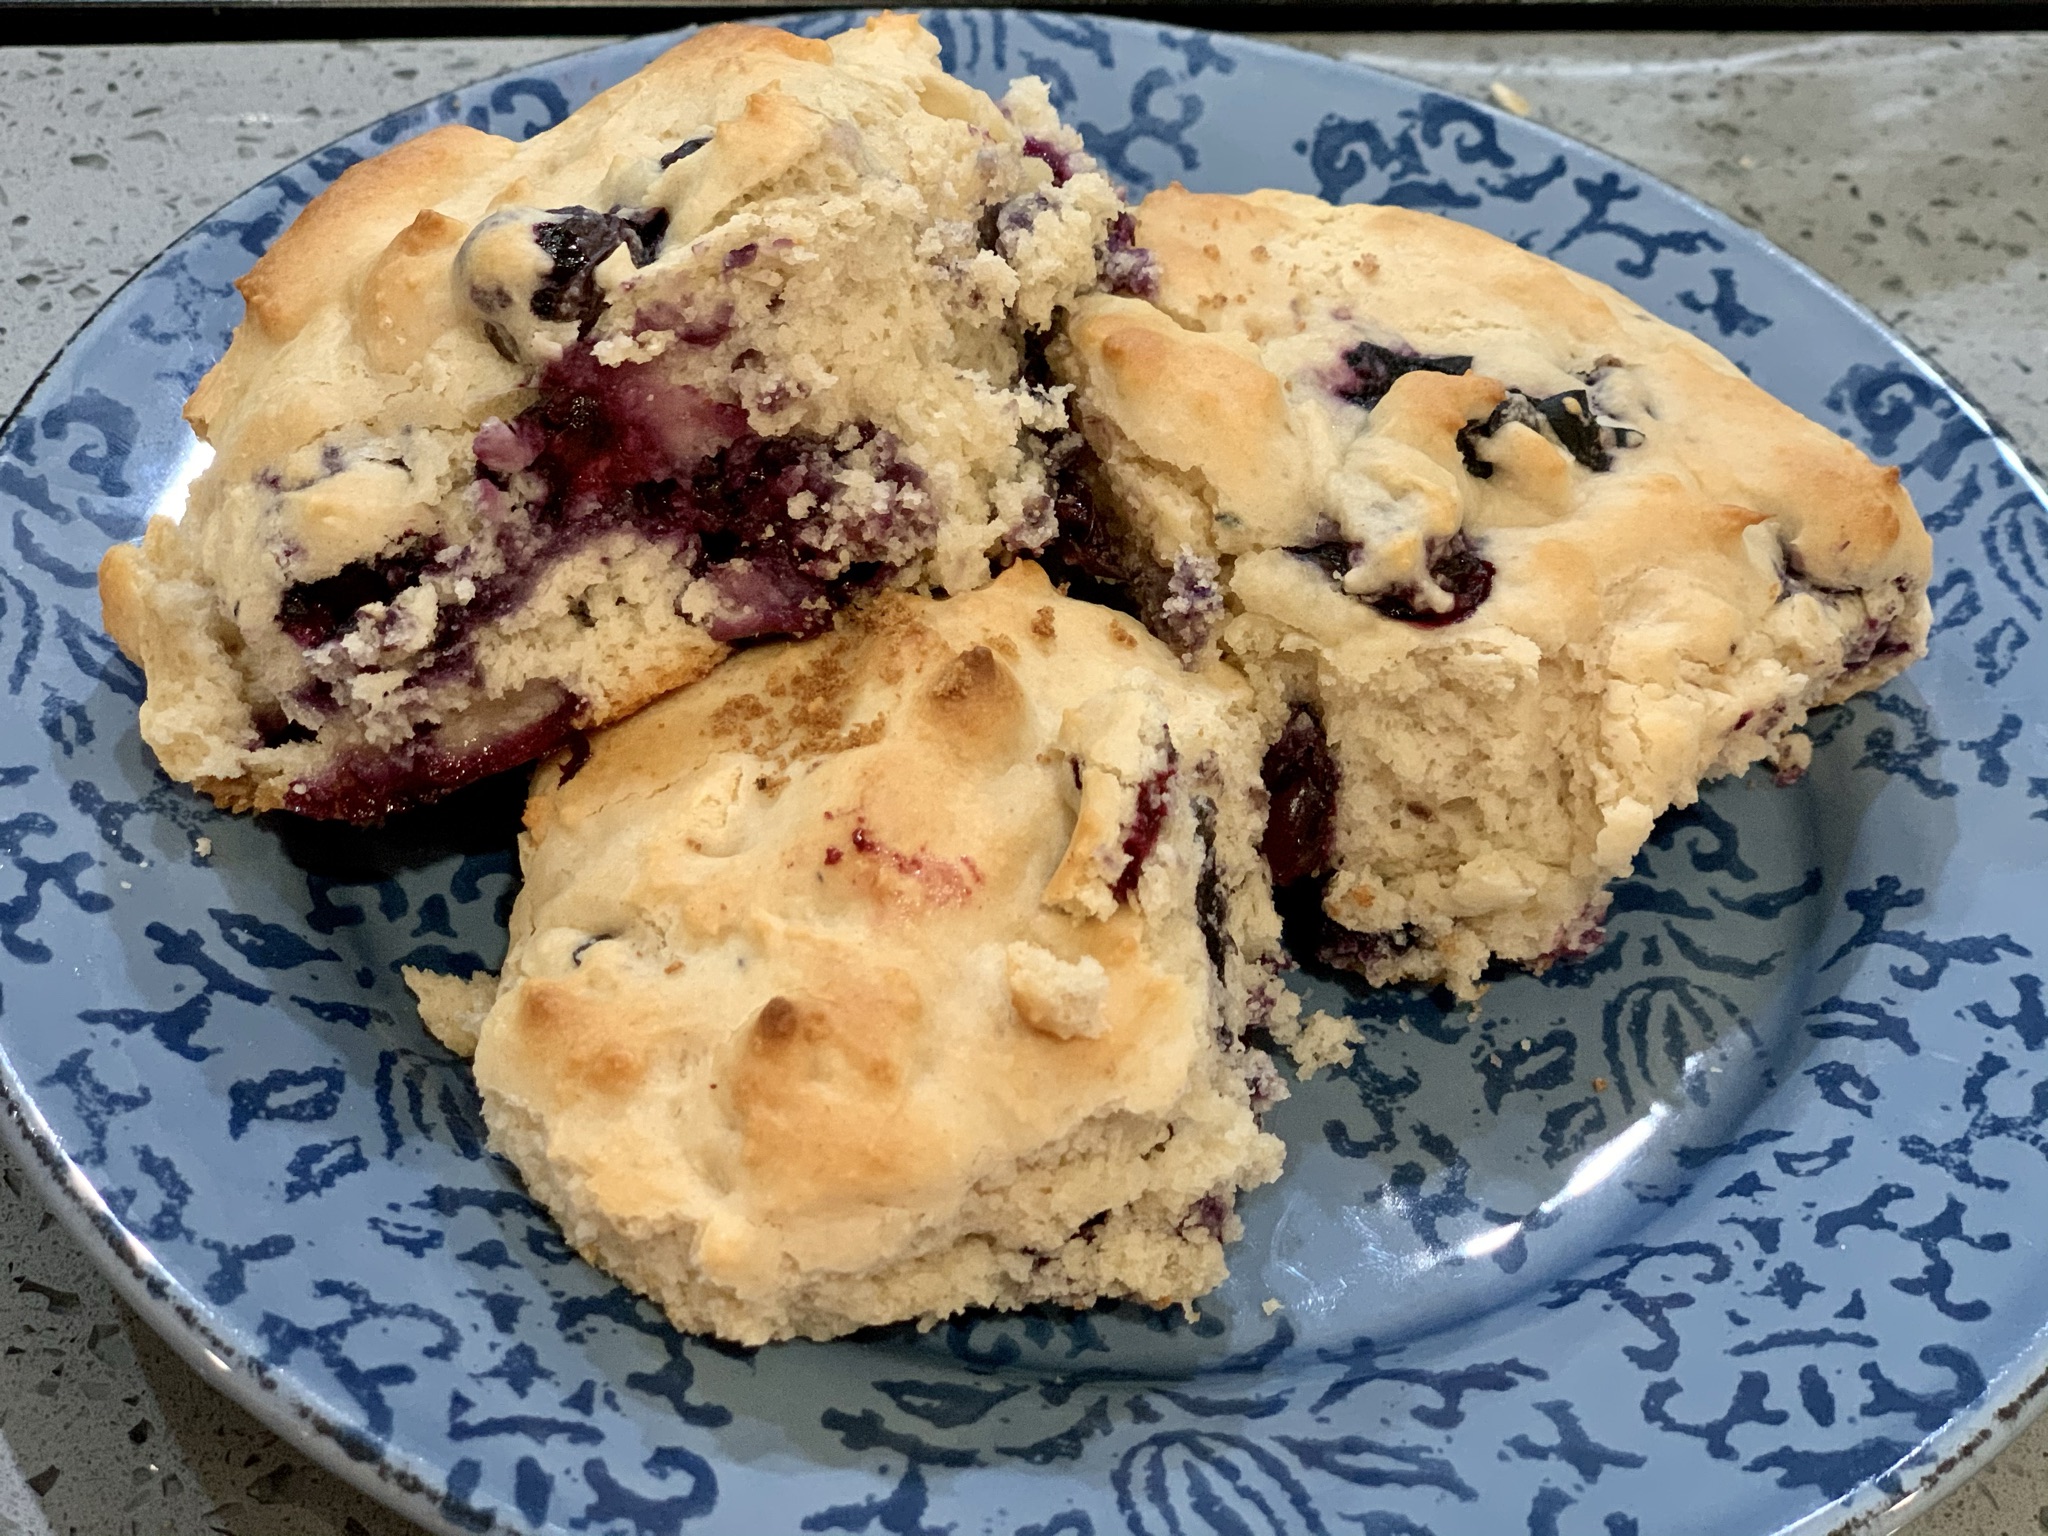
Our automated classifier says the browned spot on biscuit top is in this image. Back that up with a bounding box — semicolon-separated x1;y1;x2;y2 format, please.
753;994;802;1044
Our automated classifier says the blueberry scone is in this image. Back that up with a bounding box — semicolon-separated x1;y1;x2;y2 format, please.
1050;187;1932;996
100;16;1127;821
409;564;1291;1344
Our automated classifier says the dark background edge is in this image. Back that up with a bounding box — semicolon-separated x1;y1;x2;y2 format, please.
3;0;2044;43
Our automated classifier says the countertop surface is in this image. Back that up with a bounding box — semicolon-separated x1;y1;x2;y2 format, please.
2;25;2045;1536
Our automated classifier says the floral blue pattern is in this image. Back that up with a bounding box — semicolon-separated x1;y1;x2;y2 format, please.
2;13;2045;1536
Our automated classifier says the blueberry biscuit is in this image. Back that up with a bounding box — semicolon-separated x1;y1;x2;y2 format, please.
100;17;1125;821
1050;187;1932;996
411;564;1292;1344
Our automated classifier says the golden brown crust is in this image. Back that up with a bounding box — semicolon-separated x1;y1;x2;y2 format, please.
463;564;1288;1342
224;22;833;358
95;542;147;666
1122;183;1930;595
354;208;471;375
239;126;517;345
1062;302;1308;537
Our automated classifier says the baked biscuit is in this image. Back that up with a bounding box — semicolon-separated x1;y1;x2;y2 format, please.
411;563;1291;1344
1050;186;1932;996
101;16;1128;821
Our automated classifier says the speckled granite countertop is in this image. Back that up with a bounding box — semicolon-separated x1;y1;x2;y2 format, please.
3;27;2044;1536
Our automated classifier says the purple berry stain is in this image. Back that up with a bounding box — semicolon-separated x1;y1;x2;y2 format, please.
1112;759;1178;902
1100;212;1159;302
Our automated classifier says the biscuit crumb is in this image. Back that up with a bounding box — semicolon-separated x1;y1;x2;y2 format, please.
1261;1298;1282;1316
1006;943;1111;1039
193;836;212;858
1592;1076;1610;1092
404;967;497;1058
1032;606;1057;642
1488;81;1532;116
1289;1010;1360;1076
1108;622;1137;649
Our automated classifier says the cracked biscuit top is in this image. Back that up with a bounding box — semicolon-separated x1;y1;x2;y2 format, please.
436;563;1289;1344
1050;186;1932;994
100;16;1127;821
1052;185;1929;662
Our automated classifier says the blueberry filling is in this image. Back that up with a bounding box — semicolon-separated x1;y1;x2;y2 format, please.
1366;532;1495;627
298;346;929;663
272;337;934;818
1841;614;1918;673
1159;548;1226;657
529;205;670;331
463;348;931;645
1288;531;1495;627
277;539;440;649
1244;1053;1286;1113
660;135;711;168
1099;212;1159;303
1021;135;1074;186
1315;919;1424;977
1780;544;1864;600
1112;755;1177;903
556;730;593;784
1333;339;1474;412
631;298;734;350
281;682;581;823
1534;905;1607;969
1259;704;1337;889
1290;541;1355;585
1259;704;1419;979
984;192;1052;259
1456;387;1642;476
1179;1193;1229;1241
1193;795;1229;977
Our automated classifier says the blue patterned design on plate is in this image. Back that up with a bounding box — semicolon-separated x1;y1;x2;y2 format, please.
3;13;2045;1535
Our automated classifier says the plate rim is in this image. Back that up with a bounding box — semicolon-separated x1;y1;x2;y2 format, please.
3;14;2047;1536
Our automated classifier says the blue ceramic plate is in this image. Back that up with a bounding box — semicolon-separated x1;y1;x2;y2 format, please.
4;15;2046;1536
